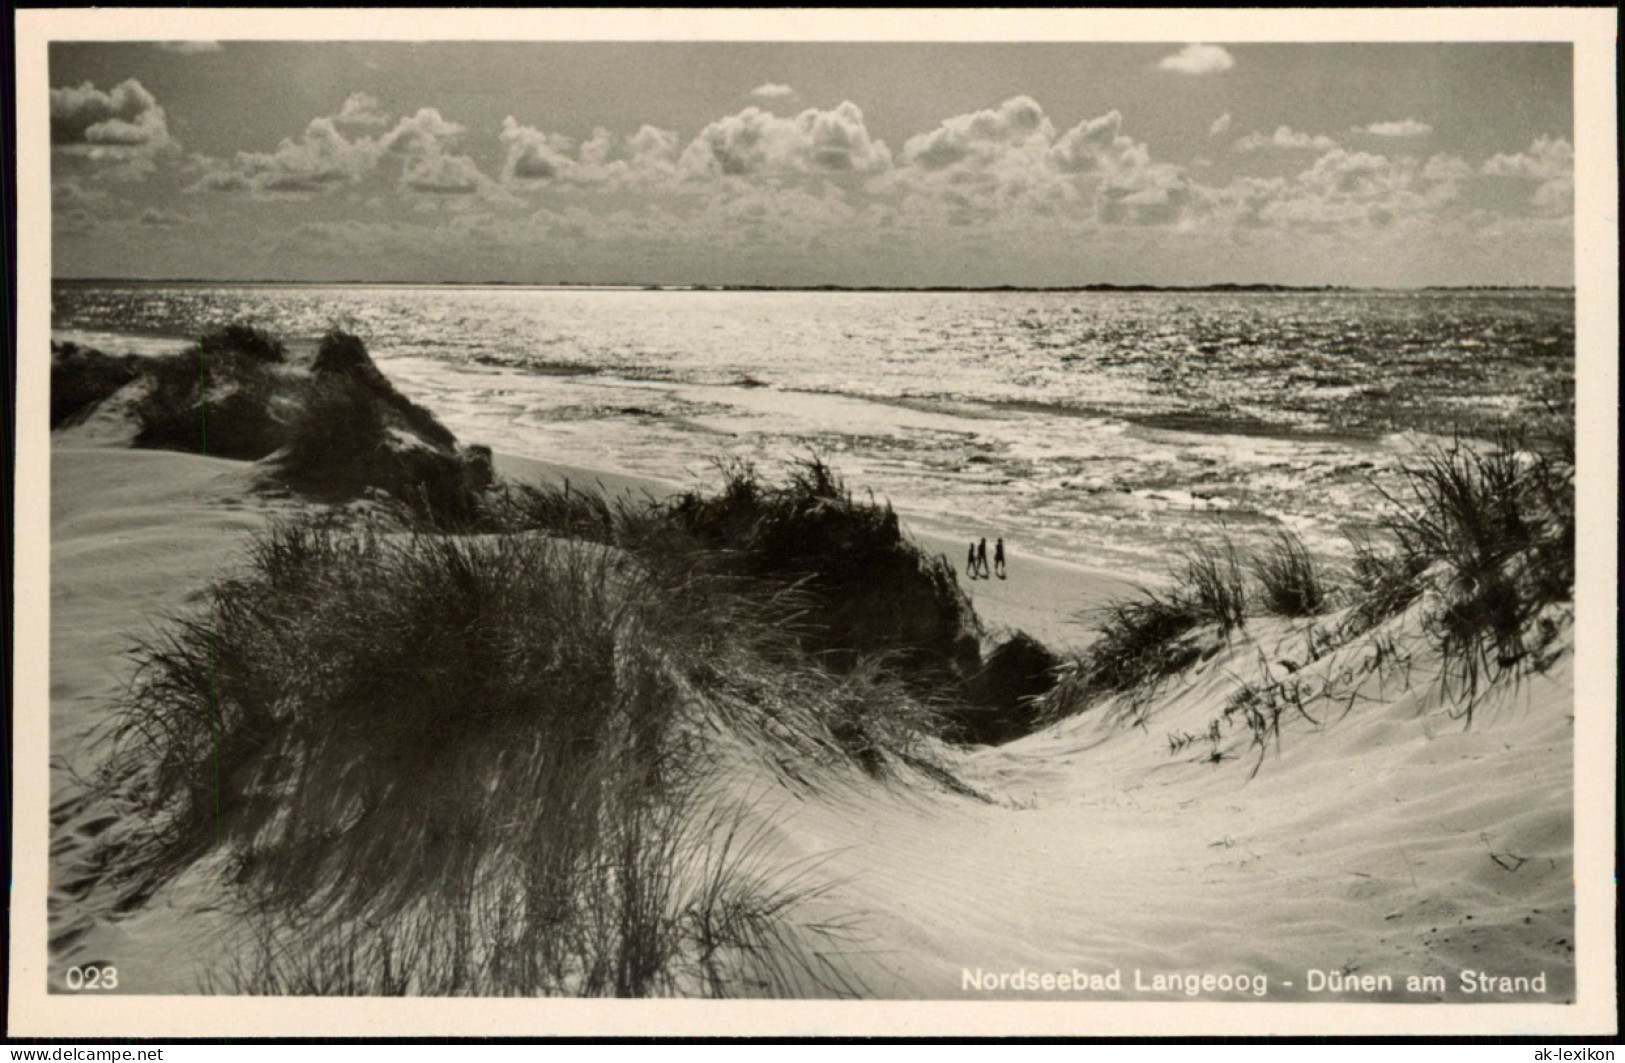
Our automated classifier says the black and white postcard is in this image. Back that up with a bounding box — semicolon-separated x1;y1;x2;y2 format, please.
9;6;1618;1038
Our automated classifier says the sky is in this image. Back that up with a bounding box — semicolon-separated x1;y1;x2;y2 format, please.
47;40;1576;286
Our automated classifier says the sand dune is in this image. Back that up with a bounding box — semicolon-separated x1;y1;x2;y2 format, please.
49;444;291;988
483;447;1578;1004
45;433;1577;1008
738;621;1574;1001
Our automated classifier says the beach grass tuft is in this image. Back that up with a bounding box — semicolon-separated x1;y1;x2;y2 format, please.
1177;536;1250;633
1252;528;1330;617
127;344;280;458
1040;588;1208;725
1341;527;1430;637
197;323;287;365
273;373;389;486
1368;431;1574;717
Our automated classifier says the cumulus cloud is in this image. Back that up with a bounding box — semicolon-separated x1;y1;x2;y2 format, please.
401;151;487;195
154;41;222;54
504;105;898;193
1196;147;1465;232
627;124;680;162
1050;110;1152;178
500;118;587;182
1363;119;1433;137
139;88;1571;275
1234;126;1339;153
1097;170;1193;226
1052;112;1189;226
899;95;1050;172
496;118;686;190
51;78;174;151
1482;136;1573;215
52;179;114;212
881;98;1186;230
1158;44;1235;75
1422;154;1473;185
680;102;891;176
50;78;179;180
184;156;250;195
188;106;478;198
377;107;466;155
201;117;375;195
879;97;1071;229
1482;136;1572;180
333;92;390;128
749;84;796;100
1296;149;1400;196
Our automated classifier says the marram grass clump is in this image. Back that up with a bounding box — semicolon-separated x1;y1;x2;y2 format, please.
1366;430;1574;716
478;455;983;687
1252;529;1328;618
90;510;963;995
1044;429;1572;731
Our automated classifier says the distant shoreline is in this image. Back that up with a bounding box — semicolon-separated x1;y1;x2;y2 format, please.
51;278;1576;294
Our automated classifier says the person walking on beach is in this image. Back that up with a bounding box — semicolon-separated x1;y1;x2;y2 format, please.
976;537;990;579
967;542;979;579
994;537;1006;579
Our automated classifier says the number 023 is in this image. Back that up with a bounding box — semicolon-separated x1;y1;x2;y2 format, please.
64;965;119;990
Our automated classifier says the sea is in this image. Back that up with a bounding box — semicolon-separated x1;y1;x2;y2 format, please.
51;282;1575;582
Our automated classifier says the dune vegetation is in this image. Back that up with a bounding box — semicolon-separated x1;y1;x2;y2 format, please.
100;520;903;994
1041;426;1575;741
84;452;1029;992
50;342;142;429
59;329;999;994
55;322;1575;997
51;326;493;519
85;467;1004;992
